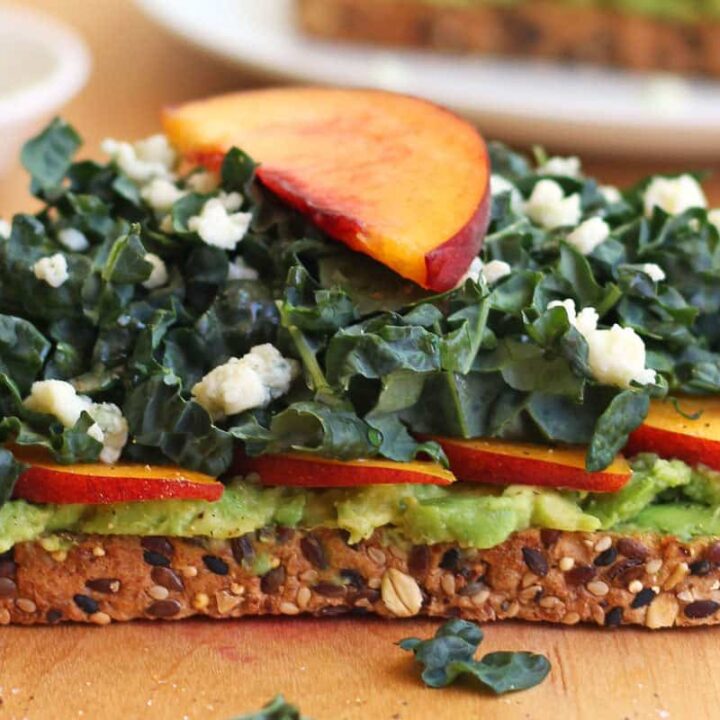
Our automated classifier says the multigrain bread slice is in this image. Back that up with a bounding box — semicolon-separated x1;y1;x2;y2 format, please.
2;528;720;628
296;0;720;77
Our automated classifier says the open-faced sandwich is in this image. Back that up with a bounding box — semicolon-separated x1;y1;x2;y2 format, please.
2;87;720;628
297;0;720;76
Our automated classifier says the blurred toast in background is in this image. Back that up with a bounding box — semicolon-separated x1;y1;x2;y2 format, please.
297;0;720;76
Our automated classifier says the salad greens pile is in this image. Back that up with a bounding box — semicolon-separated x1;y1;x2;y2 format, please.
1;119;719;505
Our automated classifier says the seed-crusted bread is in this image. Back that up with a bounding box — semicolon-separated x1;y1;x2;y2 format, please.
296;0;720;77
2;528;720;628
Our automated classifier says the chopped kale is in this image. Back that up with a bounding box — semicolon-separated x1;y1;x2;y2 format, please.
399;619;551;694
0;122;718;500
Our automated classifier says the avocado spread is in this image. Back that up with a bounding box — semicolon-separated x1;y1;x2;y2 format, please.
1;454;718;554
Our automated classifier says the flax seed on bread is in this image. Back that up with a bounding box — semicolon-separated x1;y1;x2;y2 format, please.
3;527;720;627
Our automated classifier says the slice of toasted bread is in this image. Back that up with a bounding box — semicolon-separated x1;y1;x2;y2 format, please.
296;0;720;76
2;527;718;628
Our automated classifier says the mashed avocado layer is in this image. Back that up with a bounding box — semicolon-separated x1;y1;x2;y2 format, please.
413;0;720;21
1;455;719;554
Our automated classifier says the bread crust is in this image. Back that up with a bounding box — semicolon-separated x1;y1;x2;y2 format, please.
296;0;720;76
2;527;720;628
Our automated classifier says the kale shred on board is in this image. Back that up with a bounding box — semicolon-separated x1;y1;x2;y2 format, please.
1;120;720;502
398;618;551;694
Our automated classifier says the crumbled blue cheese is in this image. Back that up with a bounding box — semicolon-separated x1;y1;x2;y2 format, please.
87;402;129;464
641;263;666;283
549;299;655;388
23;380;91;428
643;175;707;217
227;257;259;281
566;217;609;255
490;174;523;214
33;254;69;288
462;257;511;286
600;185;622;205
22;380;128;464
216;191;243;212
187;197;252;250
0;218;10;239
101;134;176;184
186;170;220;194
482;259;511;284
192;344;299;421
538;155;581;178
524;179;581;230
57;228;89;252
142;253;169;289
141;178;187;211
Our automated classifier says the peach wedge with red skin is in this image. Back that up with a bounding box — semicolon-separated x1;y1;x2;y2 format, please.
13;456;223;505
625;397;720;470
163;87;491;291
430;436;631;493
235;452;456;488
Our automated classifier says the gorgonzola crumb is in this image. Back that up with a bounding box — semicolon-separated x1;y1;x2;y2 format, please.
142;253;169;289
23;381;128;464
525;180;582;230
188;197;252;251
538;155;581;178
643;175;707;217
192;344;299;421
101;134;176;184
57;228;89;252
549;299;655;388
227;257;259;281
566;217;610;255
33;254;69;288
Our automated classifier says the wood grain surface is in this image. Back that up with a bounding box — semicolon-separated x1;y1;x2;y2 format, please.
1;617;718;720
1;3;719;719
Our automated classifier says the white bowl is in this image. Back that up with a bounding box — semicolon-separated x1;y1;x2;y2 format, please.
0;5;90;176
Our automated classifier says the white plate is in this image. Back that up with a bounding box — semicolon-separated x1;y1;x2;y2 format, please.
0;5;90;177
137;0;720;159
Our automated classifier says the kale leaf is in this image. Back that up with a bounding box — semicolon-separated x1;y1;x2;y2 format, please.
230;695;310;720
0;448;25;505
21;118;81;197
399;619;551;694
2;121;719;489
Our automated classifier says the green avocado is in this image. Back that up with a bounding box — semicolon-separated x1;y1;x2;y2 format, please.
621;504;720;538
413;0;720;22
0;480;599;554
584;455;692;528
1;454;719;554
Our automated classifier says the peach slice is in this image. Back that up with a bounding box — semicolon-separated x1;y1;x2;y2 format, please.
625;397;720;470
13;453;223;505
163;88;491;291
235;452;456;488
431;436;631;492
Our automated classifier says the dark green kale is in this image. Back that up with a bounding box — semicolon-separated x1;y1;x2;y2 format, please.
0;122;718;500
399;619;551;694
229;695;310;720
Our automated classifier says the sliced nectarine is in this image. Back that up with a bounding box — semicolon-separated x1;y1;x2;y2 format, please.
13;453;223;505
625;397;720;470
235;452;456;488
430;436;631;492
163;88;491;291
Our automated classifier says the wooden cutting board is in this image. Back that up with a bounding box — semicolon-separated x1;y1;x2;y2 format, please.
0;617;717;719
1;3;720;720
